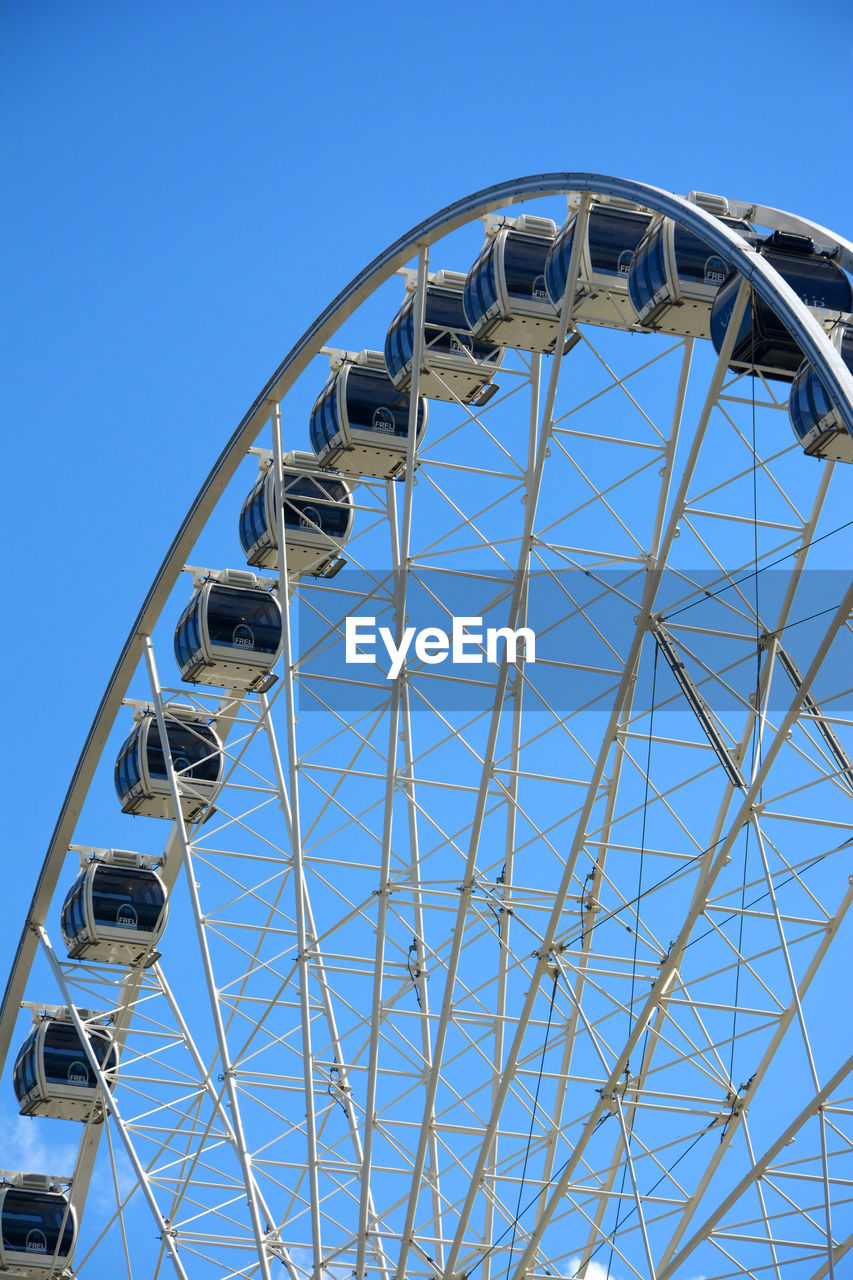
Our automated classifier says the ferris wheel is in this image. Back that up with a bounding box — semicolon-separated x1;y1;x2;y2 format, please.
3;172;853;1280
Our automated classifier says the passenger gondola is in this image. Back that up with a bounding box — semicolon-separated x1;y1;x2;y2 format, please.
175;569;282;687
0;1175;76;1277
239;453;353;578
463;214;559;352
544;199;652;329
13;1009;118;1122
60;849;168;965
628;196;755;337
710;230;853;380
309;349;428;479
789;320;853;461
114;707;223;822
384;268;503;403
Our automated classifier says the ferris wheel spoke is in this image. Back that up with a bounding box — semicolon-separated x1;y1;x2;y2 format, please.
65;960;257;1258
740;1116;786;1280
60;879;284;1271
392;223;598;1279
37;926;193;1280
440;286;750;1278
482;356;540;1277
533;346;696;1139
535;684;638;1211
608;455;848;1246
587;827;840;1271
508;578;853;1280
656;851;853;1272
355;248;431;1280
151;961;302;1278
398;681;446;1261
535;693;825;1272
749;821;821;1087
660;1054;853;1280
144;639;276;1279
261;825;396;1278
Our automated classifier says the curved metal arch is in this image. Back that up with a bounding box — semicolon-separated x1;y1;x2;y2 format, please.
4;170;853;1064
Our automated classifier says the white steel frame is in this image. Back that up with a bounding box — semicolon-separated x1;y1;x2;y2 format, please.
2;174;853;1280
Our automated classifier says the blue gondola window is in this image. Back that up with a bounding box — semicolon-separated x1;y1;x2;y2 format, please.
587;210;649;277
91;866;165;933
61;876;86;943
114;729;142;802
12;1041;37;1098
502;234;552;301
384;299;413;381
674;226;723;286
145;721;220;784
347;370;408;436
309;380;343;455
790;370;813;440
174;605;189;670
174;595;204;669
282;476;350;537
308;392;326;455
205;585;280;653
41;1022;115;1089
463;240;499;329
425;292;473;358
544;222;575;304
70;885;86;937
790;327;853;443
127;735;141;790
64;878;87;940
2;1191;74;1257
628;221;667;314
239;475;269;556
390;312;407;378
325;383;340;442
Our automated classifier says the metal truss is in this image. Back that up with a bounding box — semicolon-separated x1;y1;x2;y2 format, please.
3;177;853;1280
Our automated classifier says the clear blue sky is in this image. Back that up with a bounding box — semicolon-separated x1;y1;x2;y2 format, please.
2;0;853;1266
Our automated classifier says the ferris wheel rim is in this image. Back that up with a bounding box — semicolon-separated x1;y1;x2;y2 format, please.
6;168;853;1068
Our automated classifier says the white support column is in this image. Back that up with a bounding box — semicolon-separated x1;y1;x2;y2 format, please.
390;470;445;1263
482;350;539;1280
819;1107;836;1280
355;243;430;1280
270;399;325;1280
143;638;274;1280
808;1217;850;1280
37;925;192;1280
